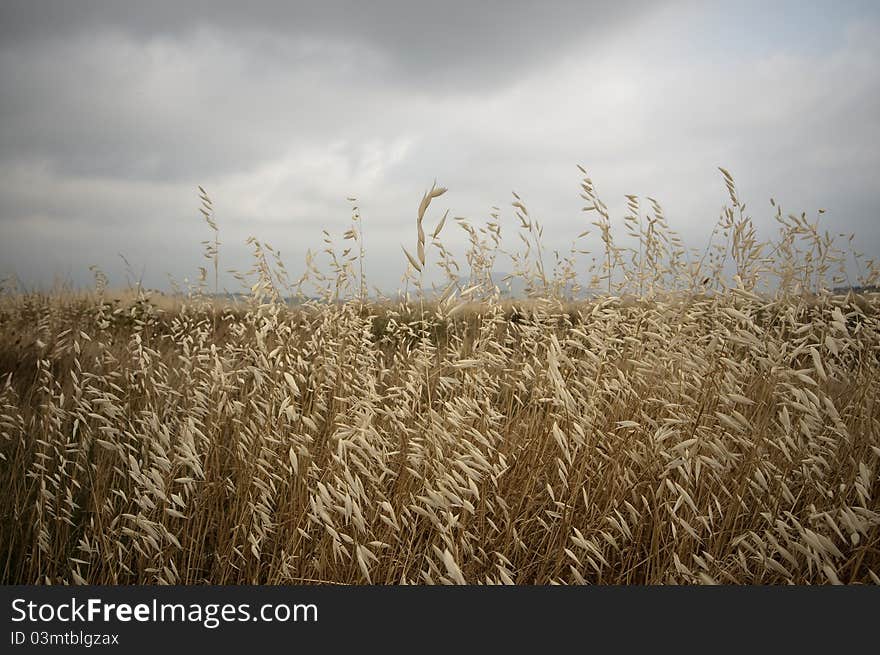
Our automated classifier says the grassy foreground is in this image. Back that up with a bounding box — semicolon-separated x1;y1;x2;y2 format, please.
1;169;878;584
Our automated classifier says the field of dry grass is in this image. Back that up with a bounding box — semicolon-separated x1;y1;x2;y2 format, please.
1;169;878;584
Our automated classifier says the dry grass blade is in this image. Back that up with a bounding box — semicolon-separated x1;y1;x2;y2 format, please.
0;166;877;587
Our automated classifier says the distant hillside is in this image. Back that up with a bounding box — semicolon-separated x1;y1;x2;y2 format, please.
418;271;586;301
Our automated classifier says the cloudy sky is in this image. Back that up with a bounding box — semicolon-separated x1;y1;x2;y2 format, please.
1;0;878;293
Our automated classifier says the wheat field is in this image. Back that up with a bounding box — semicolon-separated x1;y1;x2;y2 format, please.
1;168;878;585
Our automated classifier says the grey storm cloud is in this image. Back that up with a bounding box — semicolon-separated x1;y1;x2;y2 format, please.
0;1;649;181
0;0;879;292
0;1;646;85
